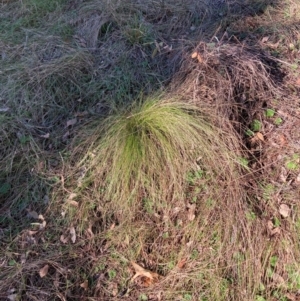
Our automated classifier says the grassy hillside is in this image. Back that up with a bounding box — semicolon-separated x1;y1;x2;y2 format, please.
1;0;300;300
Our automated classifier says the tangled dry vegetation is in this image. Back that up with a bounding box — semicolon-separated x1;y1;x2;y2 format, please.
1;0;300;300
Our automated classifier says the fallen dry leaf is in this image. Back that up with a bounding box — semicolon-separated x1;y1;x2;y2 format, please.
196;54;203;63
66;118;77;127
7;294;17;301
191;51;203;63
40;133;50;139
187;203;196;221
70;226;76;243
256;132;264;142
68;193;77;200
28;230;38;236
68;200;79;207
86;224;94;238
261;36;269;43
267;220;281;236
296;77;300;87
60;234;68;244
279;167;288;183
177;258;187;269
80;280;88;290
267;220;274;230
67;193;78;207
191;51;198;59
38;214;45;221
272;272;285;285
131;261;159;287
271;227;281;236
20;253;26;264
285;292;296;301
108;282;118;297
39;264;49;278
278;134;287;146
279;204;291;218
39;220;47;230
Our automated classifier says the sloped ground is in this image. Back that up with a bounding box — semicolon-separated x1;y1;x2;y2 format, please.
1;0;300;300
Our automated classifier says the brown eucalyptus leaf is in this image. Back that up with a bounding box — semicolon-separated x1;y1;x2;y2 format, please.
131;261;159;287
60;234;68;244
80;280;88;290
66;118;77;127
7;294;17;301
279;204;290;218
70;226;76;243
40;133;50;138
39;264;49;278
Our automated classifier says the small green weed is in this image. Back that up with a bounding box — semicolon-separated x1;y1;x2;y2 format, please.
255;296;266;301
265;108;275;118
123;16;153;46
108;269;117;280
238;157;250;170
187;169;204;184
245;211;256;221
285;154;299;171
274;117;283;126
262;183;275;200
139;294;148;301
142;198;154;214
270;255;278;269
251;119;262;132
245;129;254;137
183;293;193;300
287;266;300;290
273;217;280;227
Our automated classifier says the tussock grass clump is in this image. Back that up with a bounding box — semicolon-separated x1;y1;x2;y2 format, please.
74;96;239;218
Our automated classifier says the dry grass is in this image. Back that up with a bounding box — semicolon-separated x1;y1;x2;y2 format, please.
171;40;282;130
1;0;300;300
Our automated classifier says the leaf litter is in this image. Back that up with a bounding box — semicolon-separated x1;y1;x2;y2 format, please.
39;264;49;278
70;226;76;243
131;262;160;287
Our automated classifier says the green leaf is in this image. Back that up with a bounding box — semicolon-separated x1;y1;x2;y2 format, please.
139;294;148;301
183;294;192;301
245;129;254;137
255;296;266;301
18;135;31;144
286;161;298;170
265;108;275;118
9;259;17;266
274;117;283;125
108;269;117;280
251;119;262;132
270;256;278;268
273;217;280;227
238;157;249;169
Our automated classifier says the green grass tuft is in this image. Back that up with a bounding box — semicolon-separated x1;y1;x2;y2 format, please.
74;95;238;219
